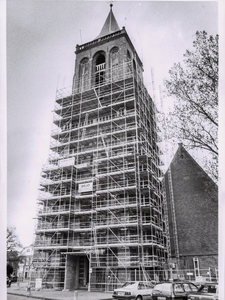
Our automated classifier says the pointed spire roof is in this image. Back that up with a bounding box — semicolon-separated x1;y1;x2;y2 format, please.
96;4;120;39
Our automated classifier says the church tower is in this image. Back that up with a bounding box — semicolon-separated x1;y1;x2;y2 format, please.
32;5;167;291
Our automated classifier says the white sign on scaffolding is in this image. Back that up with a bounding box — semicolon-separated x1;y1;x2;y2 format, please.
58;157;75;167
35;278;42;290
75;163;89;169
78;182;93;193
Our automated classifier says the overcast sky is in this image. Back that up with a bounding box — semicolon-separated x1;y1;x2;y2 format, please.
7;1;219;247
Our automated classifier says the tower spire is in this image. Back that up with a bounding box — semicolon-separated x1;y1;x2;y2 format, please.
96;4;120;39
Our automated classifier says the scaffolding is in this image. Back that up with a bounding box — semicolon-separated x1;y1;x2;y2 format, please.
32;58;168;291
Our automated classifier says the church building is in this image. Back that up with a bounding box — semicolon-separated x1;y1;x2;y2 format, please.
164;143;218;281
32;5;168;291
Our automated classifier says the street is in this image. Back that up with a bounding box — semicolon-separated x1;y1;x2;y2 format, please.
7;287;113;300
7;293;113;300
7;295;33;300
6;281;113;300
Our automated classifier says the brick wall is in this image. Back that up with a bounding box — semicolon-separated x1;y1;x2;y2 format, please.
165;144;218;270
73;31;143;91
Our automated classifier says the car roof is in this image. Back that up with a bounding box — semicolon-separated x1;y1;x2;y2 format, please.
200;282;218;285
124;281;154;284
155;281;194;284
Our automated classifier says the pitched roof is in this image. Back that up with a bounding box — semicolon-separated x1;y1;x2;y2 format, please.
96;4;120;39
166;143;216;184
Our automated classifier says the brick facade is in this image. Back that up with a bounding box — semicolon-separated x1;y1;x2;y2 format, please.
164;143;218;271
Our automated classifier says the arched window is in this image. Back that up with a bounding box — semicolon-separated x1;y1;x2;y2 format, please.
126;50;131;61
94;52;106;86
79;58;89;91
110;47;119;66
110;47;119;81
126;50;132;76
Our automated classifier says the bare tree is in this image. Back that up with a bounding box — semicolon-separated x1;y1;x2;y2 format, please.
7;226;22;251
7;226;23;277
163;31;218;180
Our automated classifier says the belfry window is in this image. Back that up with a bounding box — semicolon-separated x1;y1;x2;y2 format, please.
110;47;119;81
79;58;89;91
95;53;106;86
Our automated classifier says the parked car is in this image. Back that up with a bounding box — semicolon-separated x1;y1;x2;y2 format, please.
152;281;198;300
112;281;155;300
187;282;218;300
7;276;12;287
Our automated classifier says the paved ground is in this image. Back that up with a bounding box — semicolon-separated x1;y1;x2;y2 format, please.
7;282;113;300
8;295;34;300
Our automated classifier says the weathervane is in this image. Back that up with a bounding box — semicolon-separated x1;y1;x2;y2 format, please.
108;1;115;9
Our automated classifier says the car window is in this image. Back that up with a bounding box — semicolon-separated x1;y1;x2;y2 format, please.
138;282;145;289
189;283;198;291
137;282;154;289
183;283;192;291
201;285;217;293
183;283;198;292
208;285;217;293
145;282;154;288
153;283;172;293
174;283;184;294
122;282;135;287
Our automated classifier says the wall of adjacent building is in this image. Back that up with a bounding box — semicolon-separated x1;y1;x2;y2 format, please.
164;144;218;271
